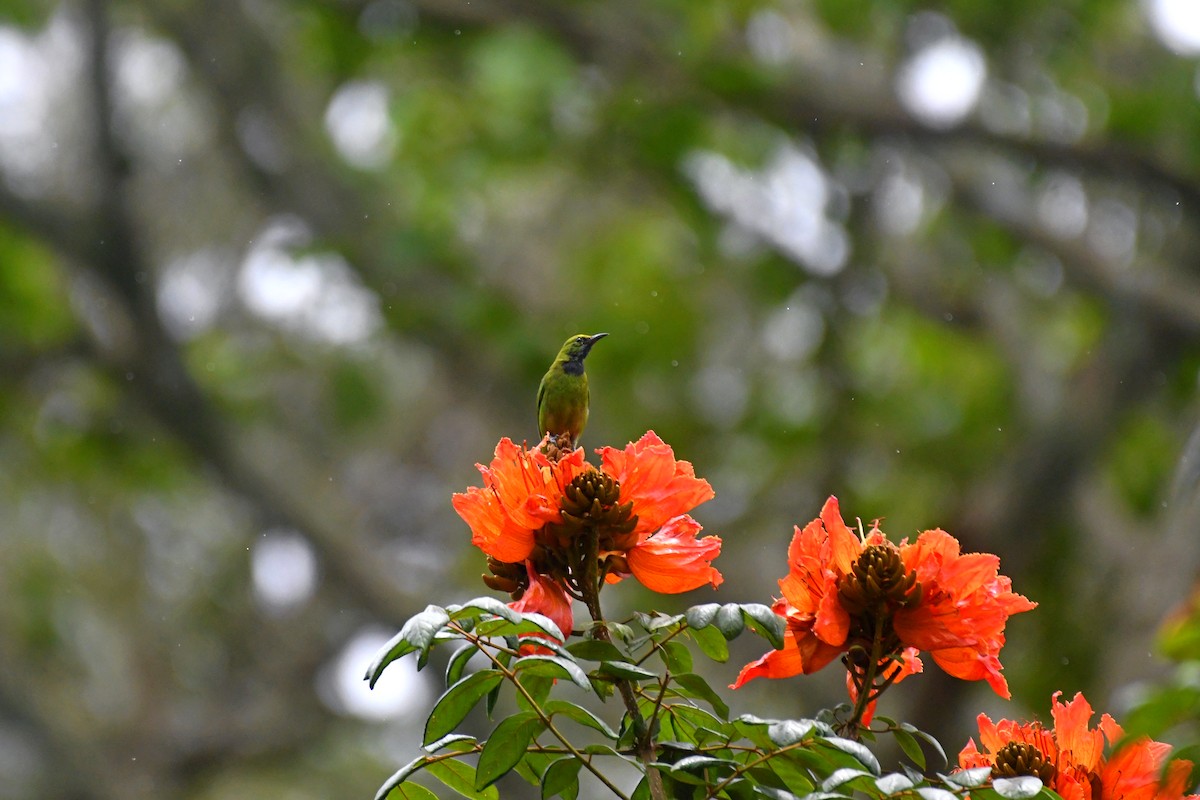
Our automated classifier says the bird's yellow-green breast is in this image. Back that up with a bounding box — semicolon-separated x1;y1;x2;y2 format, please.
537;332;608;447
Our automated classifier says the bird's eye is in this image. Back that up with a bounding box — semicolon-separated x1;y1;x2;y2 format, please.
576;337;586;343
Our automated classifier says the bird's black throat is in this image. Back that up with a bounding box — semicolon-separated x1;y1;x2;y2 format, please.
562;359;585;376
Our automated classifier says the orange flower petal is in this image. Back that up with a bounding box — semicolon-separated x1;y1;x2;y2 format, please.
626;515;722;593
452;486;535;563
510;568;574;643
599;431;714;533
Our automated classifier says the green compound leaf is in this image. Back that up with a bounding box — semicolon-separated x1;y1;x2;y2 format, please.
475;711;548;791
425;758;499;800
367;606;450;687
540;756;582;800
424;670;505;746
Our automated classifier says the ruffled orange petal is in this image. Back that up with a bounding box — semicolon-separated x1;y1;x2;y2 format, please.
626;515;722;593
452;486;535;563
730;627;806;688
599;431;714;533
929;646;1010;698
1056;690;1118;772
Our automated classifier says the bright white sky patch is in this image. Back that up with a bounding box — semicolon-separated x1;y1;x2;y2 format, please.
238;216;383;345
684;145;849;275
1147;0;1200;55
157;249;226;340
325;627;430;721
0;20;70;189
897;37;987;128
252;529;318;611
324;80;397;170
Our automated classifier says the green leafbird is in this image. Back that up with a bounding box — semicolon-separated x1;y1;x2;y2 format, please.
537;332;608;447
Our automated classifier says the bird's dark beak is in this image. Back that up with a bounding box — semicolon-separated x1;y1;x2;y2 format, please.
583;332;608;355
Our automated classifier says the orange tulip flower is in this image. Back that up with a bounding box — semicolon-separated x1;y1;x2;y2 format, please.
960;691;1199;800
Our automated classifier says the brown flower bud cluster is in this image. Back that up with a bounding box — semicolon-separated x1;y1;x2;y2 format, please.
993;740;1057;785
838;544;922;672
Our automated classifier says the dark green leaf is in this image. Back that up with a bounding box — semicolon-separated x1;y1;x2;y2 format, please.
893;727;925;770
375;755;430;800
875;773;915;794
671;672;729;718
658;641;693;674
766;753;816;794
670;754;739;774
753;786;804;800
768;719;817;746
715;603;746;638
685;603;720;630
901;723;948;769
514;751;556;787
380;782;440;800
514;654;591;690
822;768;872;791
738;604;786;650
597;660;659;680
475;711;547;790
946;767;992;788
516;673;554;709
566;639;625;661
446;644;477;688
669;703;731;738
425;758;499;800
447;596;521;624
424;670;505;746
541;756;582;800
544;699;619;739
821;736;881;775
473;613;564;642
367;606;450;687
687;623;730;662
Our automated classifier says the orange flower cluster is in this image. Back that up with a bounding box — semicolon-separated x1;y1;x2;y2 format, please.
960;691;1198;800
732;497;1035;721
452;431;722;637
